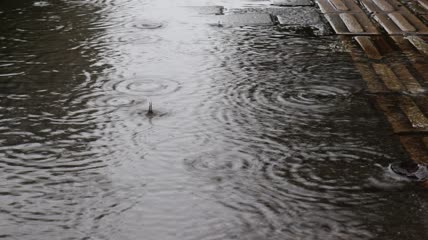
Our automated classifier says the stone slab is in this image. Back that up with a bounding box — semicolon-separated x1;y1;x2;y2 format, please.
271;0;314;6
316;0;363;13
376;96;428;133
360;0;406;13
324;13;379;34
374;12;428;35
185;6;224;15
370;62;426;94
214;13;274;26
419;0;428;10
407;36;428;55
354;36;383;59
276;7;322;25
400;135;428;164
389;12;417;32
227;7;305;15
391;36;428;62
353;62;389;92
372;63;404;92
391;64;425;94
399;96;428;128
341;13;364;32
274;7;331;35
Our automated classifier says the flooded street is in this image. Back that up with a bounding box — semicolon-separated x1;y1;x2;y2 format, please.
1;0;428;239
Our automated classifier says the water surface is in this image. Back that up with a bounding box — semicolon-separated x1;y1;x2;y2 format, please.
1;0;427;239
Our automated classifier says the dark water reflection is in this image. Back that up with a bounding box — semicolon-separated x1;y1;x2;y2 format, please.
1;0;427;239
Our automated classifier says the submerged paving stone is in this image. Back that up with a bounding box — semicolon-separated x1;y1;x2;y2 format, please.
376;96;428;133
271;0;314;6
325;1;428;171
406;36;428;55
324;13;379;34
214;13;274;26
400;135;428;164
354;36;383;59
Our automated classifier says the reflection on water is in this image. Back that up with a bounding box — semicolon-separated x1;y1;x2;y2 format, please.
1;0;428;239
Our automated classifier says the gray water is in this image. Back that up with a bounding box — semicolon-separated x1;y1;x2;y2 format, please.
1;0;427;239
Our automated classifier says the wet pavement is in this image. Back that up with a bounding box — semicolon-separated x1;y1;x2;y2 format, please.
0;0;428;240
316;0;428;171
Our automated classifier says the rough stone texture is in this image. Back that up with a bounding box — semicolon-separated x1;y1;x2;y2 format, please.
214;13;273;26
185;6;224;15
276;7;321;25
227;7;298;15
271;0;313;6
276;7;331;35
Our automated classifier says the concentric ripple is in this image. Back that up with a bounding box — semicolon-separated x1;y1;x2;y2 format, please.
0;0;423;239
103;77;181;96
131;20;164;30
258;143;403;205
14;15;67;32
85;94;147;108
225;81;354;117
183;148;263;175
278;85;351;110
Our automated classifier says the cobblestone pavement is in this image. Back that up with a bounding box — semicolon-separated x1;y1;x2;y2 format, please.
314;0;428;171
199;0;428;183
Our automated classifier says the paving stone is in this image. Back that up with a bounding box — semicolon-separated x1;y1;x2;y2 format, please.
276;7;322;25
274;7;331;35
373;12;428;34
391;64;425;94
329;1;428;168
419;0;428;10
400;135;428;164
360;0;405;13
339;37;384;84
399;96;428;128
353;62;389;92
389;12;417;32
214;13;274;26
330;0;350;11
324;13;379;34
372;63;427;93
316;0;363;13
227;7;306;16
414;63;428;83
340;13;364;32
343;35;428;93
406;36;428;55
185;6;224;15
391;36;428;62
354;36;383;59
376;96;428;133
271;0;314;6
372;63;404;92
411;0;428;20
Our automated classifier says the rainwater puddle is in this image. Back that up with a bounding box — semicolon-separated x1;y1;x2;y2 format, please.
0;0;427;240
